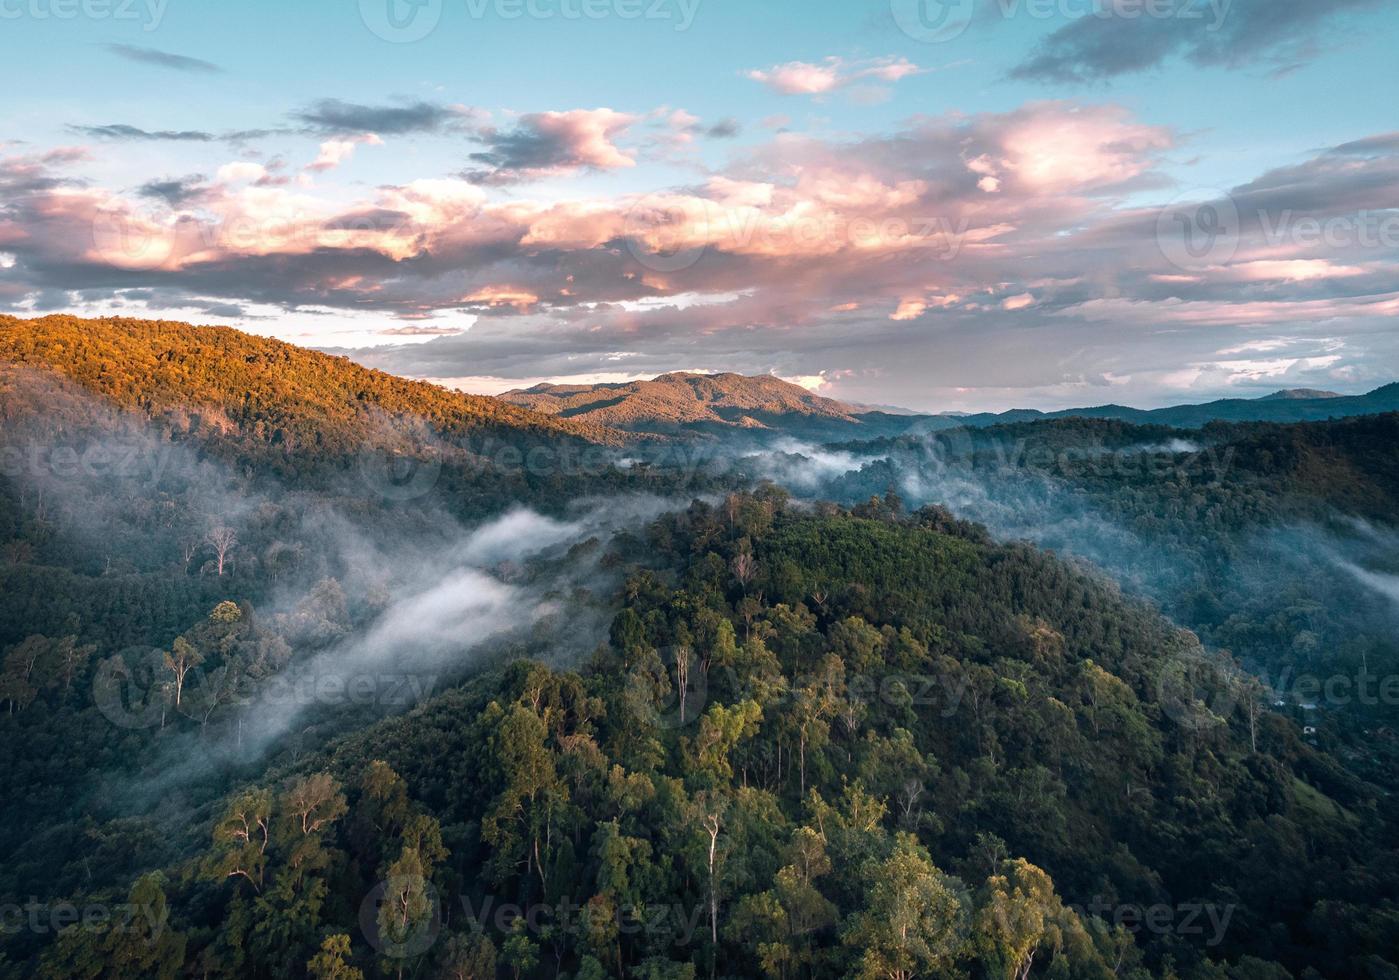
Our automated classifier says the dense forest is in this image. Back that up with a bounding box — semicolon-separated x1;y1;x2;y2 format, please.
791;416;1399;749
3;316;1398;978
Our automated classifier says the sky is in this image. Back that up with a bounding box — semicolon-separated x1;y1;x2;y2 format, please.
1;0;1397;412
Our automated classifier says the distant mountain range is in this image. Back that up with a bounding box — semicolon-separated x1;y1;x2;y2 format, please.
5;317;1395;452
914;384;1399;433
498;370;1399;440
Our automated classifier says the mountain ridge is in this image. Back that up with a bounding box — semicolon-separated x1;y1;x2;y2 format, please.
499;370;874;436
497;367;1399;438
914;382;1399;432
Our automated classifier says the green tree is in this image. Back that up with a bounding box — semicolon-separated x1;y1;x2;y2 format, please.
844;834;969;980
307;934;364;980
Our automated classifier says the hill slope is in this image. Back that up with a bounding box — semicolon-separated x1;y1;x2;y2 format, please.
0;314;629;455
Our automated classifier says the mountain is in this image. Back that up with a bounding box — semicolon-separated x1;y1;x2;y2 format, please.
912;383;1399;432
499;371;914;440
495;369;1399;442
1260;388;1344;400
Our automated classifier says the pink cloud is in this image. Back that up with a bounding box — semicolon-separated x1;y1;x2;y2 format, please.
307;133;383;173
745;57;926;96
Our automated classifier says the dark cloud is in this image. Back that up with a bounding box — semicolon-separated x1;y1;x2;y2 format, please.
1011;0;1384;82
104;43;223;74
468;131;569;177
1328;132;1399;157
465;109;635;184
707;118;742;139
137;175;209;206
71;124;216;142
292;99;461;135
68;123;288;144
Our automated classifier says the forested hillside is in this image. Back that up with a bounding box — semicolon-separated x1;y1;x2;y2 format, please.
0;315;635;491
797;415;1399;749
5;493;1397;979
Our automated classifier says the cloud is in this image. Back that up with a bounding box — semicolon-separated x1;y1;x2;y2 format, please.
6;106;1399;412
292;99;467;135
306;134;384;173
104;43;223;73
466;109;637;184
707;118;742;139
1011;0;1384;82
462;286;541;312
745;56;925;96
71;124;216;142
137;175;209;205
380;325;467;336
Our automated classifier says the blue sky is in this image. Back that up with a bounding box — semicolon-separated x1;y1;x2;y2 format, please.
3;0;1398;410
